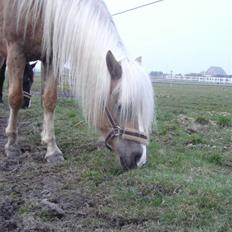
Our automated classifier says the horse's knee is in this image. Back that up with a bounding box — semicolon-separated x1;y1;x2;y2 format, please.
43;92;57;112
43;79;57;112
8;90;23;109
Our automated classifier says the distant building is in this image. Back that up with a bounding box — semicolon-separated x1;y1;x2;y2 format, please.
150;66;232;85
150;71;164;77
205;66;227;77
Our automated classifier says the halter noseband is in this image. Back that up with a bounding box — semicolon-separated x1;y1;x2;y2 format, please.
23;91;32;100
105;107;148;151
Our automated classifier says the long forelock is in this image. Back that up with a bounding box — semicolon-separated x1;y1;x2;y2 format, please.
118;60;154;134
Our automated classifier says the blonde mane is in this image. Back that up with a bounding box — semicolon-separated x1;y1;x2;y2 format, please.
13;0;154;133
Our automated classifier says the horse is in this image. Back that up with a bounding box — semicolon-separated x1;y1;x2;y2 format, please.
0;0;154;170
0;61;36;108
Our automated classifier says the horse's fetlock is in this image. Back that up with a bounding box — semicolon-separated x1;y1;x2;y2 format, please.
41;135;55;145
5;128;17;138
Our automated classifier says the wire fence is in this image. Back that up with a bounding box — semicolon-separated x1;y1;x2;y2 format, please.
112;0;165;16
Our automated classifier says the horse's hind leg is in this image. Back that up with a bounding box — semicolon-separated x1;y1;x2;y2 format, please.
5;45;25;158
41;63;64;162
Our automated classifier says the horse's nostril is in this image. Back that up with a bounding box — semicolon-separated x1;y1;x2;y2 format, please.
120;157;129;170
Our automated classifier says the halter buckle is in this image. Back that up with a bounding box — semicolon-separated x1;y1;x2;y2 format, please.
113;126;121;137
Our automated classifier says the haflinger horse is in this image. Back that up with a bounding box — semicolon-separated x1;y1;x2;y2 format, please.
0;0;154;170
0;61;36;108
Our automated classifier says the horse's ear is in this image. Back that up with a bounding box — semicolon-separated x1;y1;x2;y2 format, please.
106;51;122;80
30;62;37;69
135;56;142;65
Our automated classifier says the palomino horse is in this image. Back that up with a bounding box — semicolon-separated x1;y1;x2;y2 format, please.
0;0;154;169
0;61;36;108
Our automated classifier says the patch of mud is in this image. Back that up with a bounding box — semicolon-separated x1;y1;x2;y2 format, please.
0;198;21;232
0;117;109;232
1;118;76;230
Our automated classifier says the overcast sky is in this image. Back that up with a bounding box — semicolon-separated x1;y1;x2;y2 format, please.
104;0;232;75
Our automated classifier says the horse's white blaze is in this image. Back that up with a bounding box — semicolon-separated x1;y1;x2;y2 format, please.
137;117;147;167
137;145;147;167
28;99;31;108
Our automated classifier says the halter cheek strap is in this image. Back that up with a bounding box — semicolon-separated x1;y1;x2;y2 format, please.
104;107;148;151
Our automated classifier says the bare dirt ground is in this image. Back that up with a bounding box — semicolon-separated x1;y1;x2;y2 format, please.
0;107;92;231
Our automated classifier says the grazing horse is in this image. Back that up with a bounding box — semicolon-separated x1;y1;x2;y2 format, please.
0;0;154;169
0;61;36;108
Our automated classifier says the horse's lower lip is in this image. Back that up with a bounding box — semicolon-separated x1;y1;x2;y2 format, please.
137;157;146;167
137;145;147;167
137;161;145;168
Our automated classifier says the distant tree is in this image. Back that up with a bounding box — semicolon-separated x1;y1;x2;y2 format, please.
185;73;202;77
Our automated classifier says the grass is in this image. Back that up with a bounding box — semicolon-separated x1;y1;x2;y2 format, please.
217;115;232;127
1;82;232;231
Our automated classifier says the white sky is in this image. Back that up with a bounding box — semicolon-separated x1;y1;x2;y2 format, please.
104;0;232;74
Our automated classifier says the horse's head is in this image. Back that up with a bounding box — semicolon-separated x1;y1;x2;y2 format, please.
100;51;154;170
22;62;36;109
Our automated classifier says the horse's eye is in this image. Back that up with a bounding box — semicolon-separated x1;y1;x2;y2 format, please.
118;104;122;112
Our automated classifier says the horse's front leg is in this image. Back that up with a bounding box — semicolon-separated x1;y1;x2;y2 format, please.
41;64;64;162
5;45;25;158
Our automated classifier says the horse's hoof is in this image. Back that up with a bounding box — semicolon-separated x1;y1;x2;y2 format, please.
45;151;64;163
5;145;22;159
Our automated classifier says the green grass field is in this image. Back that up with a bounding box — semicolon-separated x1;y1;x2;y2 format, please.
0;82;232;231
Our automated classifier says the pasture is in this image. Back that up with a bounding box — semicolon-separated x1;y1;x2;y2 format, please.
0;81;232;231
